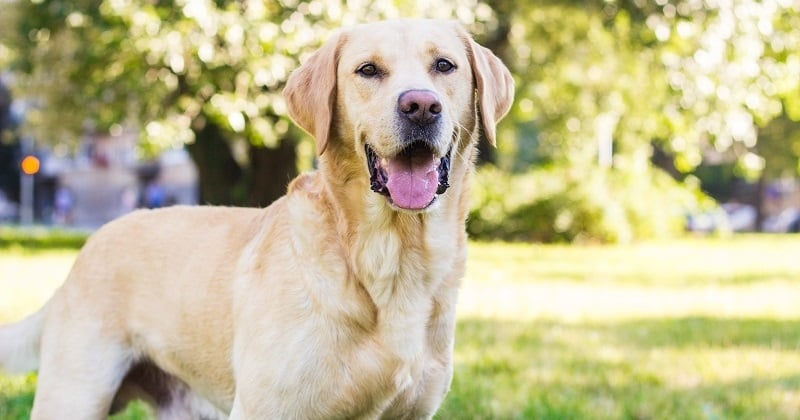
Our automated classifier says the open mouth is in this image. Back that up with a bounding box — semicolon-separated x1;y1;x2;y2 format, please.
366;141;451;211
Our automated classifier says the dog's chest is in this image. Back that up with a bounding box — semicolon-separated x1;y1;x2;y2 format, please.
274;193;456;417
308;243;444;416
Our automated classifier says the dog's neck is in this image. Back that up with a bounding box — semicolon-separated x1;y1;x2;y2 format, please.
316;141;475;288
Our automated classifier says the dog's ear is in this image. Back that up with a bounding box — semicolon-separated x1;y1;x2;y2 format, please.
283;32;343;156
466;37;515;147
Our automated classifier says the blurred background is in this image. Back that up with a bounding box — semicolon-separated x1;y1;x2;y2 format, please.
3;2;800;418
0;0;799;241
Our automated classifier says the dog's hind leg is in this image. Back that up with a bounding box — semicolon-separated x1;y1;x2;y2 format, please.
30;313;134;420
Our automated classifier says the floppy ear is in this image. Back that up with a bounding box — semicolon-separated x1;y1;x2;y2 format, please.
467;38;515;147
283;32;343;156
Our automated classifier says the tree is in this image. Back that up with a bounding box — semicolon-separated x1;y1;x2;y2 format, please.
486;0;800;173
469;0;800;241
0;79;20;202
3;0;320;205
0;80;11;136
652;0;800;176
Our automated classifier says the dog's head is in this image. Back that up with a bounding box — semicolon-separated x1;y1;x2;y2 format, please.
284;19;513;212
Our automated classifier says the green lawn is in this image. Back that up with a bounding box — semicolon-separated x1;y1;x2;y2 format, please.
2;236;800;419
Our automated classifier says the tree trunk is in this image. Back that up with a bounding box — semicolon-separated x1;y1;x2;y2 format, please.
754;174;766;232
186;119;301;208
186;121;242;205
247;134;299;208
650;144;682;180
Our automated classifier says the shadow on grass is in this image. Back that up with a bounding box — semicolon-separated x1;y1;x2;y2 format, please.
599;316;800;349
437;316;800;419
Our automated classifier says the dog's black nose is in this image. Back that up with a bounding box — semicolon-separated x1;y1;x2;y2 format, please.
398;90;441;125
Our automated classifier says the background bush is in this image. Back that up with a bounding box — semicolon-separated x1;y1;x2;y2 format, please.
467;165;710;243
0;226;89;250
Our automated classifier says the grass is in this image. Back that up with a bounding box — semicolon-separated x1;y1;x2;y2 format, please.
0;226;89;250
2;235;800;419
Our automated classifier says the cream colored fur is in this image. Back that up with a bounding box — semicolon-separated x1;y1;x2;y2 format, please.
0;19;513;419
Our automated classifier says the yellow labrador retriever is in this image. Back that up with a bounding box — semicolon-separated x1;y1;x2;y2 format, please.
0;19;513;419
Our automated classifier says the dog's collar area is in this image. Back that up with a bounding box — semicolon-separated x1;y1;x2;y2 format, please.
366;142;452;210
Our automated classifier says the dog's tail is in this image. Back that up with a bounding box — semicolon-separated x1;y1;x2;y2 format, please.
0;306;46;374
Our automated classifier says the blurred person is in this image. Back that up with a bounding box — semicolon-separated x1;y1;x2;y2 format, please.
144;180;165;208
53;185;73;225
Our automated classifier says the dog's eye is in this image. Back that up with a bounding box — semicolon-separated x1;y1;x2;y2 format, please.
357;63;379;78
434;59;456;73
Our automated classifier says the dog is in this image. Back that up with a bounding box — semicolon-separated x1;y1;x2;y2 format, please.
0;19;513;419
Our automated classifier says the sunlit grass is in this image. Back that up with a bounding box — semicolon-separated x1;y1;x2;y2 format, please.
438;235;800;419
0;250;74;323
466;235;800;287
2;236;800;419
441;317;800;419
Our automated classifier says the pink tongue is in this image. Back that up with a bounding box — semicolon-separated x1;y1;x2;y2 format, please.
385;151;439;210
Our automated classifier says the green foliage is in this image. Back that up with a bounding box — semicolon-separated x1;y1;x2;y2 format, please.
500;0;800;177
468;164;708;243
504;3;670;168
474;0;800;242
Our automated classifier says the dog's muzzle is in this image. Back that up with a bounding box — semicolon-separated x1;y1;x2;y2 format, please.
366;142;451;211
